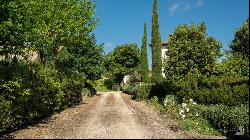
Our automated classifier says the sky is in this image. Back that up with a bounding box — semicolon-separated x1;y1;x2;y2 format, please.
93;0;249;66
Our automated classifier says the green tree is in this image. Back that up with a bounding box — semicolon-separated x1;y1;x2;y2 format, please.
230;18;249;57
105;43;140;85
56;35;104;80
0;0;27;61
140;22;149;83
164;22;222;80
0;0;103;80
3;0;98;65
151;0;162;82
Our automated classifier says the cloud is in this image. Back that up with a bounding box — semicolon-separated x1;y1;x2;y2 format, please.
168;3;180;16
168;0;203;16
103;42;115;54
103;42;113;48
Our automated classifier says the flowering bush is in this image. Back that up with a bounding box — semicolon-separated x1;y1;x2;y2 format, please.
178;98;199;120
163;95;179;118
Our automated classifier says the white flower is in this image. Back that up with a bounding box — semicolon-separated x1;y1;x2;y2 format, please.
179;109;184;114
182;103;187;108
193;102;197;105
189;99;193;102
181;114;186;119
196;113;199;116
186;108;190;112
164;98;168;103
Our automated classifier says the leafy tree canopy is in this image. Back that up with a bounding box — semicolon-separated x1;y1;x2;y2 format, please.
105;43;140;84
164;22;223;80
230;18;249;57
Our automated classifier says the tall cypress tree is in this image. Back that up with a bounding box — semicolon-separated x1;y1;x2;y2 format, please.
141;22;149;83
151;0;162;82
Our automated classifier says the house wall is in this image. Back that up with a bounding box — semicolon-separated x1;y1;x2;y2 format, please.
161;46;168;78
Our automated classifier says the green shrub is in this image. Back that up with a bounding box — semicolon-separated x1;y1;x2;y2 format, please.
123;84;138;96
175;74;249;106
112;84;121;91
149;82;167;102
133;84;152;101
198;104;249;138
150;96;165;112
163;95;179;118
0;62;85;135
82;81;96;97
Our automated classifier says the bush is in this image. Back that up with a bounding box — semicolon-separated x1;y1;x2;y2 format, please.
82;81;96;97
163;95;179;118
198;104;249;138
149;82;167;102
133;83;152;101
0;62;85;134
150;96;165;112
92;78;113;92
123;82;167;102
123;84;138;96
175;74;249;106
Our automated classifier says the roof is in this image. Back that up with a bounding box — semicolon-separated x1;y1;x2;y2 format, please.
161;42;168;46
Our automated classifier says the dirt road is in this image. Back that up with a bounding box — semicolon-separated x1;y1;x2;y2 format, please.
9;92;224;139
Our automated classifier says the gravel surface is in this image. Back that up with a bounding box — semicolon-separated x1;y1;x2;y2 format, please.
7;92;225;139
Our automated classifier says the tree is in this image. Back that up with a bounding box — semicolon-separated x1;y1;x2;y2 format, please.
0;0;26;61
164;22;222;80
151;0;162;82
105;44;140;85
230;18;249;57
56;35;104;80
0;0;103;80
140;22;149;83
3;0;98;65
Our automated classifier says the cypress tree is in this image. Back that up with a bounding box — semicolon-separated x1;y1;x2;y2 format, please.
151;0;162;82
141;22;149;83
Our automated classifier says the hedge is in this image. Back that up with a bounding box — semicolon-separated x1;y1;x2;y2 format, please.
198;104;249;138
0;62;85;135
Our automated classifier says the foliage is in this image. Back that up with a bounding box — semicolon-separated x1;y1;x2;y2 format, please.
230;18;249;56
0;0;98;65
140;22;149;83
105;43;140;84
123;83;138;96
163;95;179;119
127;70;141;84
175;72;249;106
82;81;96;97
133;83;152;101
150;96;165;112
178;117;222;136
123;82;167;102
164;22;222;80
178;98;200;120
92;77;113;92
198;104;249;138
151;0;162;82
0;62;85;134
56;35;104;80
0;0;101;135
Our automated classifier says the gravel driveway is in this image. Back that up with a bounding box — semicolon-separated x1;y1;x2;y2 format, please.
8;92;225;139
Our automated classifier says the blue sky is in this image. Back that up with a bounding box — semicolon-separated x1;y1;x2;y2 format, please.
93;0;249;66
